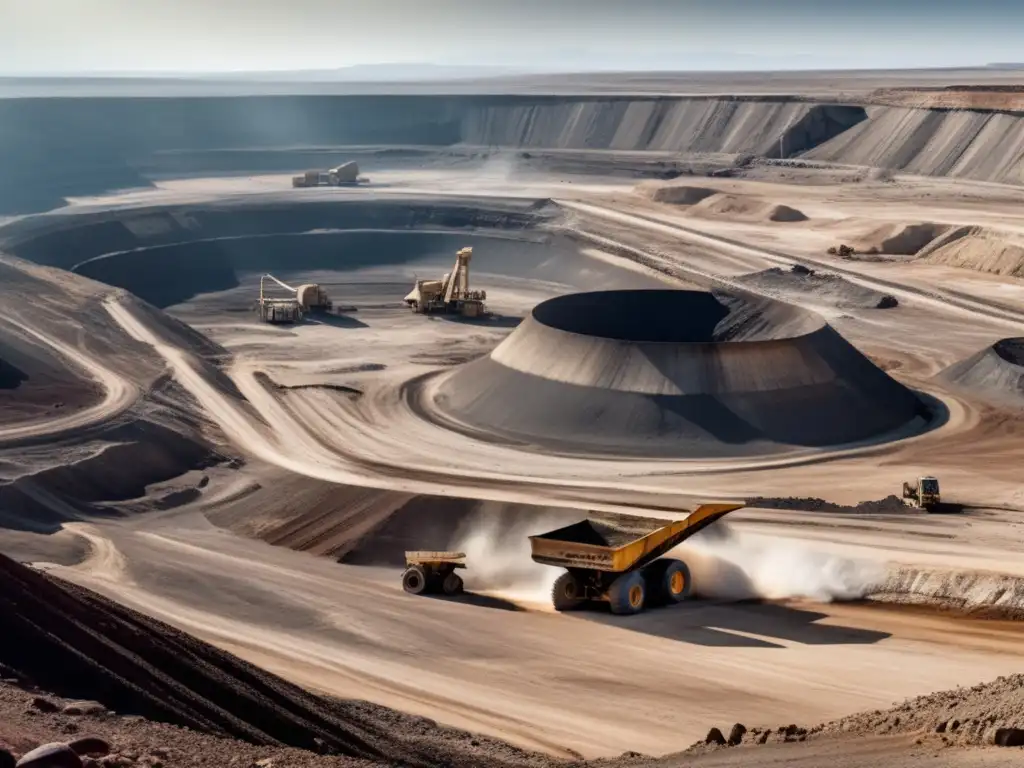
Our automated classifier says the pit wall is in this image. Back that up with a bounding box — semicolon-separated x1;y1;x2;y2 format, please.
0;96;862;214
4;94;1024;215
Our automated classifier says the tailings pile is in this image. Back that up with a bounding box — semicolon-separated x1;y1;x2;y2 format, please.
431;289;927;457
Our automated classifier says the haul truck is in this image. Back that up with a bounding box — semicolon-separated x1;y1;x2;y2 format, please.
529;503;743;615
402;551;466;596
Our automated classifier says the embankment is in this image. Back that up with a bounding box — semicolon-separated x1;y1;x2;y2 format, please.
0;96;864;214
804;105;1024;184
0;196;558;307
5;93;1024;216
0;553;554;768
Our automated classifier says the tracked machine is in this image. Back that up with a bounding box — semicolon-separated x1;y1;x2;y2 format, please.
529;503;743;615
902;476;941;511
404;247;488;318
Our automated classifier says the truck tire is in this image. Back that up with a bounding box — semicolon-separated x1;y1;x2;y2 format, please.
402;565;428;595
552;571;584;611
662;559;692;603
608;571;646;615
442;572;464;596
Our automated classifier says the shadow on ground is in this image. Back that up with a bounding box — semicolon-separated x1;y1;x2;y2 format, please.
423;592;526;612
438;314;522;329
572;600;891;649
304;313;369;329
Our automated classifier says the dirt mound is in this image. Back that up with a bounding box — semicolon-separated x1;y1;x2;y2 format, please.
734;267;898;310
747;495;908;514
690;194;808;223
0;553;554;768
766;204;808;223
918;227;1024;278
432;289;926;457
941;337;1024;406
639;183;718;205
852;222;948;256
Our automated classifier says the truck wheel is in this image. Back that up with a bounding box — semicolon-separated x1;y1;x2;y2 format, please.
552;572;584;611
608;571;646;615
442;572;464;596
402;565;428;595
662;559;692;603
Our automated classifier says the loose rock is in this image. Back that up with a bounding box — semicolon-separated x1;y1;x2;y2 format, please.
727;723;747;746
704;728;726;746
15;743;82;768
992;728;1024;747
67;740;110;759
61;703;106;717
29;698;60;714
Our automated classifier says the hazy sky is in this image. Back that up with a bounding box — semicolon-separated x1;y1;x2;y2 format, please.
2;0;1023;74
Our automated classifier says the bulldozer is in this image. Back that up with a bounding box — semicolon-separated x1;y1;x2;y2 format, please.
404;246;488;318
902;476;940;511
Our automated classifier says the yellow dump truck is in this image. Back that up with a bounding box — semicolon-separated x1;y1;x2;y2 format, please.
529;503;743;615
402;551;466;596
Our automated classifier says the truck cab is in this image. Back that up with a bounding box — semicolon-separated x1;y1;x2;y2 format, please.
918;476;940;506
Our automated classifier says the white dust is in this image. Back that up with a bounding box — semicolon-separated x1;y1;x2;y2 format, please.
447;511;564;605
448;513;883;607
678;522;885;603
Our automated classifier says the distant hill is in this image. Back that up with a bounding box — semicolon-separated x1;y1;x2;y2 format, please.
209;63;532;81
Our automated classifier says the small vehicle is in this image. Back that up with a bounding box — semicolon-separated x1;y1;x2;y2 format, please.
529;503;743;615
902;476;941;511
402;551;466;596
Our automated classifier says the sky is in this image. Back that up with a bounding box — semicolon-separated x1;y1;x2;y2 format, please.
2;0;1024;75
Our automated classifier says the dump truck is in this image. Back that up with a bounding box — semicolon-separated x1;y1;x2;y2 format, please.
291;161;364;188
402;551;466;596
529;504;743;615
404;246;487;318
902;476;940;511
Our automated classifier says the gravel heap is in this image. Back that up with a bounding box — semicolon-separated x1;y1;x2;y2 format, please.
747;495;909;514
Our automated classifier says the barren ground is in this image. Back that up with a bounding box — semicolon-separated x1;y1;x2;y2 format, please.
3;146;1024;765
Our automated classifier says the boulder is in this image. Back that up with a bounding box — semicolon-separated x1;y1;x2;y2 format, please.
67;740;110;758
15;743;82;768
727;723;747;746
992;728;1024;747
704;728;726;746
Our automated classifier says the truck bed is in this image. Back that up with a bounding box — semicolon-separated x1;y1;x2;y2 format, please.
529;504;742;573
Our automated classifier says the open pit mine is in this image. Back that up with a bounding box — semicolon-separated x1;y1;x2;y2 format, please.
3;73;1024;768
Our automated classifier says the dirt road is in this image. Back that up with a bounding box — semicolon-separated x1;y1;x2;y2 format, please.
51;511;1024;759
0;312;137;445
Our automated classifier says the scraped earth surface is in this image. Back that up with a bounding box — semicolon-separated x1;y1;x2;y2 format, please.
3;81;1024;766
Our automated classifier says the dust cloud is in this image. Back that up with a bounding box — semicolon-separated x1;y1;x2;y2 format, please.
447;510;564;605
449;513;883;608
679;523;885;603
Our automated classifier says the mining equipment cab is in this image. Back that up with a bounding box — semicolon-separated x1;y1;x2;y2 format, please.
402;551;466;596
295;283;333;313
291;161;363;188
257;274;336;323
529;504;743;615
404;247;488;318
902;476;941;511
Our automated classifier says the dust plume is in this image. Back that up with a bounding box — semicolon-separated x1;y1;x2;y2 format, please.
447;508;564;604
473;152;519;186
678;523;884;603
